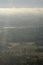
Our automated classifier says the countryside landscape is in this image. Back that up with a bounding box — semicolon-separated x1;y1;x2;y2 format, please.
0;0;43;63
0;14;43;65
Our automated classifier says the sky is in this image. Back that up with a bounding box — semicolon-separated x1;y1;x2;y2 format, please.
0;0;43;15
0;0;43;29
0;8;43;15
0;0;43;8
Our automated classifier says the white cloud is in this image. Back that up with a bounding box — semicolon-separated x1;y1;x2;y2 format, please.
0;8;43;15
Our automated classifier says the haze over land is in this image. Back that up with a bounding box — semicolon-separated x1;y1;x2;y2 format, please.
0;8;43;27
0;0;43;65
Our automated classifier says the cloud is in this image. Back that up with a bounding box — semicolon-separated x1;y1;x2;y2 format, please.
0;8;43;15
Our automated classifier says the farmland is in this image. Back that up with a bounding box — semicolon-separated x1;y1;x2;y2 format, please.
0;42;43;65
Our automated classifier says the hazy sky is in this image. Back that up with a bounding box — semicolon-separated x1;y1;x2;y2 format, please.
0;0;43;8
0;8;43;15
0;0;43;28
0;0;43;15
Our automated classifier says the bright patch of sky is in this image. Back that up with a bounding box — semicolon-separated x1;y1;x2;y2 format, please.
0;8;43;15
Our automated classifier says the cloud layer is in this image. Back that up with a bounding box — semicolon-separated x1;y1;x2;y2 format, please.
0;8;43;15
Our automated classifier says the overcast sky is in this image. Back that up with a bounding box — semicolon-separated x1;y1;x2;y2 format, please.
0;0;43;28
0;0;43;8
0;0;43;15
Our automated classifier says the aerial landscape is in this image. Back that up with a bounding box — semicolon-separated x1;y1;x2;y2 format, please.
0;0;43;65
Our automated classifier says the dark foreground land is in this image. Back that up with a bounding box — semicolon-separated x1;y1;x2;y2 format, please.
0;42;43;65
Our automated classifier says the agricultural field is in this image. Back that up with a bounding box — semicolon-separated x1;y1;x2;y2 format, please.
0;42;43;65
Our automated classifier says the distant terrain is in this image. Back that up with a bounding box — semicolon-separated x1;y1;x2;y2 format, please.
0;42;43;65
0;13;43;65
